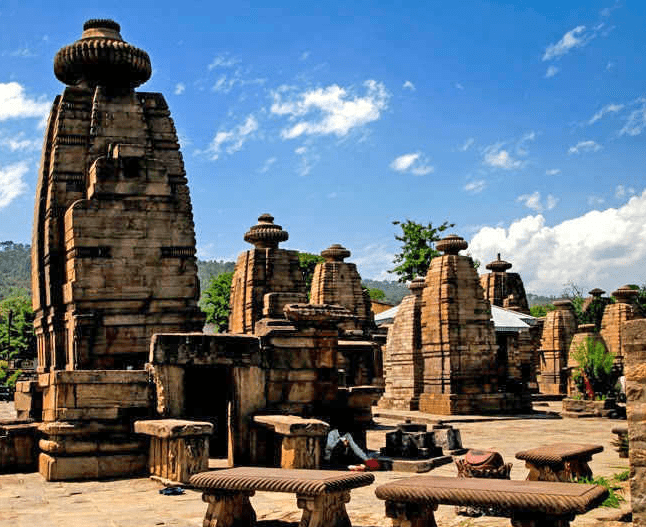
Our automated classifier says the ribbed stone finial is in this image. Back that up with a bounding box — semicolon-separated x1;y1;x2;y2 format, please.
243;213;289;249
486;253;513;272
54;19;152;89
436;234;468;255
613;285;639;303
577;323;596;333
553;299;573;310
408;277;426;296
588;288;605;297
321;244;351;262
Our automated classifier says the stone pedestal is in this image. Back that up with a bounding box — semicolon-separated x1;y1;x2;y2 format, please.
251;415;329;469
134;419;212;485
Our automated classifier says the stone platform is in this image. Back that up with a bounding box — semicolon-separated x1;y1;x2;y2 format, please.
0;401;630;527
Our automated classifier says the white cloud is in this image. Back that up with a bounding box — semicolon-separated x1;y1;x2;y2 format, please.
454;82;464;91
469;190;646;294
546;168;561;176
402;80;416;91
258;157;277;174
352;242;397;280
464;180;486;194
588;103;624;124
202;114;258;160
294;146;307;155
300;51;310;61
208;54;240;70
543;26;594;61
0;161;29;208
459;138;475;151
212;72;266;94
615;185;636;199
568;140;602;154
588;195;605;207
271;80;389;139
0;82;49;121
174;83;186;95
0;133;39;152
294;146;319;177
389;152;434;176
619;99;646;136
545;65;560;78
483;143;524;170
516;191;558;212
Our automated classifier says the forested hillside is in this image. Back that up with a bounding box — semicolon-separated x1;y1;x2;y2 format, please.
0;242;31;300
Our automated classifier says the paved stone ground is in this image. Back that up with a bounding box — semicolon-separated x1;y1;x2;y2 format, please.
0;401;632;526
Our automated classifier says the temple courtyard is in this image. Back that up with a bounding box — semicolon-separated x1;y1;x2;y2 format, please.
0;401;630;527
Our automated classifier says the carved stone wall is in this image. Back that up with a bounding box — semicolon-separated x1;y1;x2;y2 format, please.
622;319;646;527
32;20;202;372
539;300;577;394
378;278;424;410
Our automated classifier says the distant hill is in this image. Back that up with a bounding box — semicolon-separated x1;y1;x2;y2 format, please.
361;279;409;304
0;242;31;300
197;259;236;289
526;293;559;307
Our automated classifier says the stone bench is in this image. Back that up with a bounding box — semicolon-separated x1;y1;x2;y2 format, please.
375;475;608;527
251;415;329;469
515;442;603;482
134;419;213;486
190;466;374;527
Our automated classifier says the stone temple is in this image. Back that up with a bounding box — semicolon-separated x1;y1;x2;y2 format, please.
32;19;203;372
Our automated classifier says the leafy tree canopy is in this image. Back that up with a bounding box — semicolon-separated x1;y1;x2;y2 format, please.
571;337;618;400
366;287;386;301
0;294;35;360
199;272;234;333
530;304;555;318
298;252;324;293
389;219;454;283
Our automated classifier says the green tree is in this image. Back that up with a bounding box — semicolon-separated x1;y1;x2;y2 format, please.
530;304;555;318
199;272;234;332
389;219;454;283
298;252;324;293
366;287;386;301
571;337;617;400
0;294;35;360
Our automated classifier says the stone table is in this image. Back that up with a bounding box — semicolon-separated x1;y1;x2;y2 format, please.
515;443;604;482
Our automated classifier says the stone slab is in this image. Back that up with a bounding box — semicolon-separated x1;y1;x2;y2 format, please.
253;415;329;436
134;419;213;438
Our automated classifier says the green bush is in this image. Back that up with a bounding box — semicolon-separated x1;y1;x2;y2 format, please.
571;337;618;400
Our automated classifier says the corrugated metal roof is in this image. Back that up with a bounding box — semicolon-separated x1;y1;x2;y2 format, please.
375;302;536;333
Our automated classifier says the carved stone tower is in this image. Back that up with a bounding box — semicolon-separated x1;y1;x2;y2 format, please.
228;214;306;334
479;253;530;314
32;20;203;371
539;299;577;394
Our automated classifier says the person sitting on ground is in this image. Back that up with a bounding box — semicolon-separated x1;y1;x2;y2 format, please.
324;422;379;470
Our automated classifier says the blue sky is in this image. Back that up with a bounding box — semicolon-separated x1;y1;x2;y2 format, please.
0;0;644;295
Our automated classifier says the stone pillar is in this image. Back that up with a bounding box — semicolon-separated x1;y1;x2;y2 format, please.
623;319;646;526
539;300;577;395
601;285;638;369
418;235;507;415
378;277;425;410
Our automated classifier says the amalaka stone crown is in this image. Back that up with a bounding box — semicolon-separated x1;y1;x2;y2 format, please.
408;277;426;294
588;288;605;297
54;19;151;89
613;285;639;303
553;299;573;310
321;244;351;262
436;234;468;255
486;253;512;272
243;214;289;249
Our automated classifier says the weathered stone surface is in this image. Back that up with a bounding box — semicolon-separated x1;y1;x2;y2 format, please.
32;20;203;373
134;419;212;438
253;415;329;437
39;452;146;481
539;300;577;394
0;422;38;472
